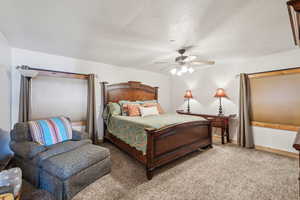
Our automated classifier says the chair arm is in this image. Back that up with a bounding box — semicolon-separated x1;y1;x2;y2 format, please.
293;129;300;151
0;155;12;171
10;141;46;160
72;130;89;141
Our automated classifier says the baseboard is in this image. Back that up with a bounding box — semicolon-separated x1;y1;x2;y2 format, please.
213;135;298;159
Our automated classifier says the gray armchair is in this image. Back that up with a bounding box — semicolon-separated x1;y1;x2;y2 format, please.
10;121;111;200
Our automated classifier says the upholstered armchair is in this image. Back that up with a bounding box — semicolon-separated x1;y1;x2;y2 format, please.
10;121;111;200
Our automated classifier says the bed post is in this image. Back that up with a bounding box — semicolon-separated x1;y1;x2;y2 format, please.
145;128;155;180
100;81;108;141
154;87;159;101
208;122;213;148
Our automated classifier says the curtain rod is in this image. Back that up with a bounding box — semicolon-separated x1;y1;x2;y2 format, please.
235;66;300;78
16;65;89;79
16;65;89;76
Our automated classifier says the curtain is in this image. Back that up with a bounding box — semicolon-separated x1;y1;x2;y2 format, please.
18;75;32;122
86;74;99;144
238;73;254;148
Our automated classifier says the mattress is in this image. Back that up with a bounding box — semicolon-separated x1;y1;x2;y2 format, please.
106;113;206;155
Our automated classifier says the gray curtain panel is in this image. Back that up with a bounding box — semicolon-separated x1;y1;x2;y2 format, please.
238;73;254;148
86;74;99;144
18;75;32;122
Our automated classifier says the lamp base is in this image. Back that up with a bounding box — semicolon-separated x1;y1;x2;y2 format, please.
218;98;223;116
187;98;191;113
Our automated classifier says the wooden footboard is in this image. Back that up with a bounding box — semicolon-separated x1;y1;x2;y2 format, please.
145;120;212;180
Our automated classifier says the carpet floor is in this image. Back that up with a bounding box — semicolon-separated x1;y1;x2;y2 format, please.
73;143;298;200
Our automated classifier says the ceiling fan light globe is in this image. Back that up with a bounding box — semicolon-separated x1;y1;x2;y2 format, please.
170;68;177;75
188;67;194;73
181;65;188;73
177;71;182;76
186;55;197;62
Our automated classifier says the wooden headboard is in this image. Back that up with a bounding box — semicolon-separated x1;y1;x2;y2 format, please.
101;81;158;105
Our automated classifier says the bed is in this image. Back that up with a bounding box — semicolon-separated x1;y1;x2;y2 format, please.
101;81;212;180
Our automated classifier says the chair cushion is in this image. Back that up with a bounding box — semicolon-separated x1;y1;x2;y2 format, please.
22;189;55;200
40;144;110;180
33;140;91;165
28;117;72;146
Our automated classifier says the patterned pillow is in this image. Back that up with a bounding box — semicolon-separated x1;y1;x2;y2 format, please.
127;104;141;116
122;103;140;116
28;116;73;146
108;102;121;116
142;102;165;114
118;100;131;116
119;100;140;116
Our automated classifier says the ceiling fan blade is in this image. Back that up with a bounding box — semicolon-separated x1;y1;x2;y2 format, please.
159;64;179;72
153;61;169;65
184;55;198;62
181;45;200;52
191;60;215;65
192;65;215;70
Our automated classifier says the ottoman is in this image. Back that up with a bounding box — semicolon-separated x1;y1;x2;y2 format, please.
22;189;55;200
39;144;111;200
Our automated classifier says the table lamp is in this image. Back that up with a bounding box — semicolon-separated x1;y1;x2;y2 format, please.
184;90;193;113
214;88;227;116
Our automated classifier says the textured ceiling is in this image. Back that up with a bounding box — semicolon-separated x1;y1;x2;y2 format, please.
0;0;296;72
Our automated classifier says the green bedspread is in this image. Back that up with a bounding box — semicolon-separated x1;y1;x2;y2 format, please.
106;113;206;155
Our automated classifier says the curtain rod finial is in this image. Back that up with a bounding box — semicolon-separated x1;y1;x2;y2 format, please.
17;66;39;78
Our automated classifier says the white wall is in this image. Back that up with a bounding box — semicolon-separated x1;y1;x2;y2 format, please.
10;47;300;153
11;48;172;137
171;48;300;153
0;32;11;131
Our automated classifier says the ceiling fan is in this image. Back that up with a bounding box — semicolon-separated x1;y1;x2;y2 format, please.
154;48;215;76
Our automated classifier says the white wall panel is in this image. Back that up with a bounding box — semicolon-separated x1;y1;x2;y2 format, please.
31;76;87;121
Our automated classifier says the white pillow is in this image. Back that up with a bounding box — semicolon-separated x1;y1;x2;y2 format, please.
139;106;159;117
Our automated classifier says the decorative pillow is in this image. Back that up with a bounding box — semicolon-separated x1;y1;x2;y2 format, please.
118;100;132;116
119;100;141;116
139;106;159;117
122;103;140;116
108;102;121;116
127;104;141;116
28;116;73;146
142;102;165;114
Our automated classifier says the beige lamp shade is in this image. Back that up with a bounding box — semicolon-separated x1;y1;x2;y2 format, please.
184;90;193;99
214;88;227;98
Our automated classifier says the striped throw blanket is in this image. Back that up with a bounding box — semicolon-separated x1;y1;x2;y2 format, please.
28;116;73;146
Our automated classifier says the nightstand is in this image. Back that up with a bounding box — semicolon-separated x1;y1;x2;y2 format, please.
177;110;236;144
